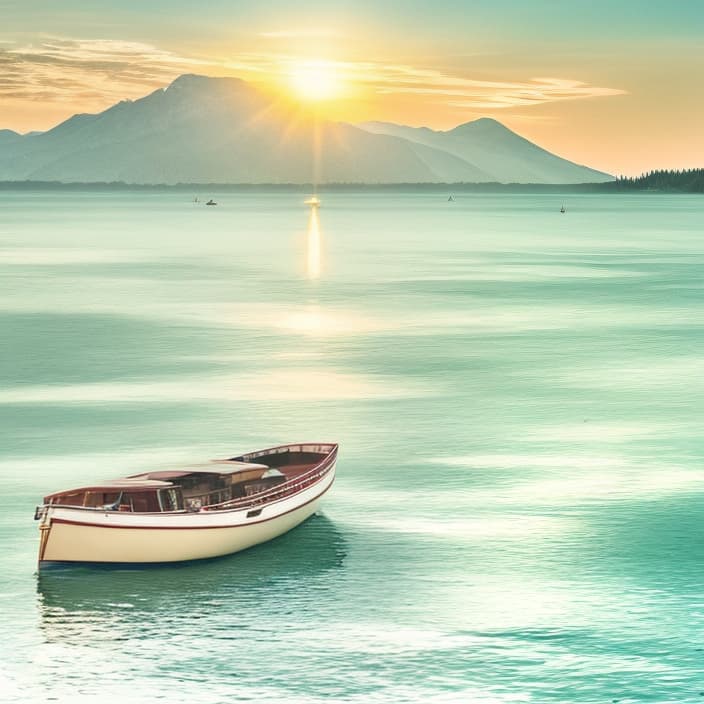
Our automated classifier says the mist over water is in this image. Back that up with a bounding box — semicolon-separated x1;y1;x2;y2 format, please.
2;190;704;703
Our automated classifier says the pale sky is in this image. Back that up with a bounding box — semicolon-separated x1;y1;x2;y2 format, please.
1;0;703;175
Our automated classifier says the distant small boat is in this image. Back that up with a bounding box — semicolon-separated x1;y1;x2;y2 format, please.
560;204;566;213
206;199;217;206
448;195;455;202
304;196;321;208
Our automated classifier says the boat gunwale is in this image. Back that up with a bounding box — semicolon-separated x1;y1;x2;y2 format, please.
207;443;337;511
38;443;338;518
47;477;335;532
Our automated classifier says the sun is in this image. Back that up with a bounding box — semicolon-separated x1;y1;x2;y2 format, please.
288;60;340;101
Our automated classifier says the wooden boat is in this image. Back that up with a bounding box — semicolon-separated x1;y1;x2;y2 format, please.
34;443;338;567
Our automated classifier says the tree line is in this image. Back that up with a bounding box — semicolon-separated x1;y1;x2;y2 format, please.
611;169;704;193
0;170;702;192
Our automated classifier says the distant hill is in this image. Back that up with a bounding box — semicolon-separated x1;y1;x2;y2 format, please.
0;129;22;146
360;119;612;184
0;74;613;185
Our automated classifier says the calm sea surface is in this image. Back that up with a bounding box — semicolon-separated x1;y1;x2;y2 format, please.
2;190;704;703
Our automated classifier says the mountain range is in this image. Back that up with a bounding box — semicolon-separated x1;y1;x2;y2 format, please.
0;74;612;185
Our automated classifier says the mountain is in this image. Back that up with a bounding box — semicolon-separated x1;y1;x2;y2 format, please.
0;75;612;184
360;118;612;184
0;129;23;146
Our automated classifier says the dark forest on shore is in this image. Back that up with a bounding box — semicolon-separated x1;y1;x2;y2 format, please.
610;169;704;193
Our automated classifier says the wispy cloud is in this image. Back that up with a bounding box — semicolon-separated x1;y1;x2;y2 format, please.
222;54;626;108
0;37;211;104
259;29;340;39
224;54;625;108
0;36;626;120
347;63;627;108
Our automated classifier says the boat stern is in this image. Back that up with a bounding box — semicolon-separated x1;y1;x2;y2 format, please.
35;504;53;564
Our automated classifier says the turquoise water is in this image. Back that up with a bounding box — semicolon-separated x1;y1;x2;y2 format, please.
2;190;704;703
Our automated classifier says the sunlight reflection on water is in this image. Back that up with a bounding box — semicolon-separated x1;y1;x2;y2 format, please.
306;205;322;280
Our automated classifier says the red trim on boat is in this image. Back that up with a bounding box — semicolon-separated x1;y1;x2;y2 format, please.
47;479;334;531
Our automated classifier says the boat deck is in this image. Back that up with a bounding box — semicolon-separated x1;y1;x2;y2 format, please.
281;464;317;479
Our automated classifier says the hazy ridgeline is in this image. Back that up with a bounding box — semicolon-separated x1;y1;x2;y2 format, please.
0;75;612;186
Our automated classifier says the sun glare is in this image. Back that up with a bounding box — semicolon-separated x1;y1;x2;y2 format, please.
289;60;340;101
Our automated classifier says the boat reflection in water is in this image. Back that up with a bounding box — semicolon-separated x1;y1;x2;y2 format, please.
37;513;345;642
306;204;322;280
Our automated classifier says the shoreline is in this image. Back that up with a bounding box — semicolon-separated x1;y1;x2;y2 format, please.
0;180;700;194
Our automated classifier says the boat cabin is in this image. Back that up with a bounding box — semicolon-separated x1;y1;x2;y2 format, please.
43;479;175;512
43;461;287;513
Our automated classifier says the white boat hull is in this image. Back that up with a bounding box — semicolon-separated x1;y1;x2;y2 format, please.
39;460;335;565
